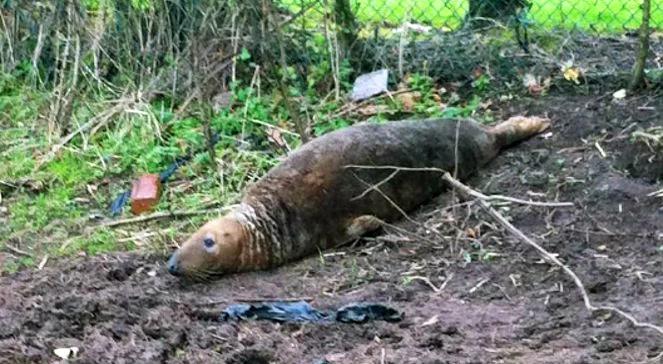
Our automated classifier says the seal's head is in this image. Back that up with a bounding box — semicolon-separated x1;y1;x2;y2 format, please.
167;216;246;280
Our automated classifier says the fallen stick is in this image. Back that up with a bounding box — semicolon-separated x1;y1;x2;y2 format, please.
200;296;314;306
36;99;131;169
98;206;235;228
345;163;663;343
3;244;32;257
440;171;663;338
331;89;414;119
345;165;574;208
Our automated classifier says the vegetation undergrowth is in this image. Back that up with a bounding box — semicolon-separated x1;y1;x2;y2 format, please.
0;45;494;274
283;0;662;32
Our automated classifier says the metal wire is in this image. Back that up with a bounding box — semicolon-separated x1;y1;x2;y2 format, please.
341;0;661;32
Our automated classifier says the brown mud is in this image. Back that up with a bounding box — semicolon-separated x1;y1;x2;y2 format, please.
0;91;661;364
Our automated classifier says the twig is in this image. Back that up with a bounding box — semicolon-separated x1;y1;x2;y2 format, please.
4;244;32;258
441;171;663;339
0;11;15;68
468;278;489;294
349;171;419;226
342;163;663;341
380;220;439;246
98;206;235;228
345;165;574;208
38;255;49;270
594;141;607;158
322;0;340;100
348;171;451;246
199;296;314;306
36;98;132;169
351;170;400;201
268;0;309;143
406;274;453;294
331;89;413;119
31;23;46;85
249;118;299;137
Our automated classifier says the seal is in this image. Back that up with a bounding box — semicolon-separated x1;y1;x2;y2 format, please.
167;116;550;280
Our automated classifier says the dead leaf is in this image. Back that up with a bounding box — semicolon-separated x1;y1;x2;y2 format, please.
472;66;484;78
324;353;347;362
355;104;390;116
612;89;627;100
212;92;234;112
54;347;79;360
22;179;45;193
479;100;493;110
563;67;580;83
522;73;548;96
396;91;421;112
465;228;477;239
561;61;581;84
266;128;287;149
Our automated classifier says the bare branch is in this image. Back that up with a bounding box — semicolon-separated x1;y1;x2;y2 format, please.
441;171;663;338
343;163;663;341
345;165;574;208
98;205;236;228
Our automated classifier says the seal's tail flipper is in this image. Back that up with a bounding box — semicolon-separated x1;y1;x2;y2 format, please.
489;116;551;148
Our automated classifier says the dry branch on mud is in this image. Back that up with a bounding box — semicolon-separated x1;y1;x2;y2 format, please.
346;163;663;345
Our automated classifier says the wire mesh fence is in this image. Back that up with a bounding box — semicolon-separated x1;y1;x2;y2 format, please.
0;0;659;103
277;0;661;94
336;0;662;32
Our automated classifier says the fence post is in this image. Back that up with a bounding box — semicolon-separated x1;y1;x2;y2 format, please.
467;0;530;24
334;0;358;60
629;0;651;90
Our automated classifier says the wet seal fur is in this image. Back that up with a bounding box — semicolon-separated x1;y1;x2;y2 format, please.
167;116;550;280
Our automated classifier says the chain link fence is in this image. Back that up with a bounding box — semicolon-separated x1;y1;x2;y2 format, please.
278;0;661;94
1;0;660;103
343;0;662;32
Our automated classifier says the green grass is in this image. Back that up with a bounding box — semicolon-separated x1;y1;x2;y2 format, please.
60;229;131;256
284;0;662;32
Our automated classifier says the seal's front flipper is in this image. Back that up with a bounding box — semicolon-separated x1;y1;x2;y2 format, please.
346;215;384;240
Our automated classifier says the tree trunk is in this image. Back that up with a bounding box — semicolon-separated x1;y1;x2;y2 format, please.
468;0;529;21
334;0;358;59
629;0;651;90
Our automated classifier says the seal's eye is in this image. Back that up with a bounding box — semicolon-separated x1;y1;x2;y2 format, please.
203;238;215;250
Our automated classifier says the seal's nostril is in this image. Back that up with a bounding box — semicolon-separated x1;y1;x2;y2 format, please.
167;254;180;276
168;263;179;276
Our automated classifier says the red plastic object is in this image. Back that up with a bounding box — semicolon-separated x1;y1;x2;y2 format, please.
130;174;162;215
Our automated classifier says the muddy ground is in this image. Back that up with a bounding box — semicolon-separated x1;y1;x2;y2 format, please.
0;89;662;364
